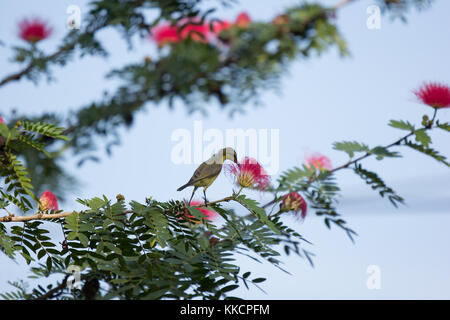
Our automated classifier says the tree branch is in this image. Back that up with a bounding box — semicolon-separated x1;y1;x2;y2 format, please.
0;195;237;223
262;124;432;209
34;275;69;300
0;47;69;88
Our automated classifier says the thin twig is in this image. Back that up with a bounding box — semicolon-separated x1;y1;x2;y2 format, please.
262;125;429;209
35;275;69;300
332;0;357;10
0;47;68;88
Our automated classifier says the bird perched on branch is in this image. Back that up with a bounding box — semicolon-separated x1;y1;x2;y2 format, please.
177;147;238;206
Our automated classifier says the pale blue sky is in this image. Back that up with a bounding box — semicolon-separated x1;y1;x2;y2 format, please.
0;0;449;299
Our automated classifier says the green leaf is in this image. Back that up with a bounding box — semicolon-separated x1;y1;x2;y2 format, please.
87;197;107;211
353;164;404;207
221;285;239;293
405;141;449;167
37;249;46;260
388;120;414;131
78;233;89;247
437;121;450;132
333;141;369;158
414;129;431;148
369;146;401;160
234;195;280;234
46;257;53;271
0;123;9;137
20;121;69;141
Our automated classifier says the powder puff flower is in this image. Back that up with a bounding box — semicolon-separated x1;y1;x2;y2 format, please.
304;153;332;171
150;19;210;46
189;200;218;220
18;18;52;43
226;157;271;190
180;200;218;223
413;82;450;109
39;190;59;212
178;20;210;42
281;192;307;219
235;12;251;28
212;20;232;34
150;23;182;45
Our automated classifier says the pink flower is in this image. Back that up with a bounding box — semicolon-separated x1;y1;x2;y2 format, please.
413;82;450;109
39;190;58;212
181;200;218;223
179;20;210;42
235;12;251;28
150;19;210;46
190;201;218;220
282;192;307;219
18;18;52;43
226;157;271;190
305;153;332;171
0;116;5;124
212;20;232;34
150;23;182;45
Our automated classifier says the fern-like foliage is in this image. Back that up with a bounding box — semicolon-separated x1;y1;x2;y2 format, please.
0;194;312;300
353;163;404;207
0;120;69;212
405;141;449;167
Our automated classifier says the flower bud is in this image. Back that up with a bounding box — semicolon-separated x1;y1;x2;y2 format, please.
281;192;307;219
39;190;58;212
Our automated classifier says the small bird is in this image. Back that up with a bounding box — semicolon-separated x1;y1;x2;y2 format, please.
177;147;238;206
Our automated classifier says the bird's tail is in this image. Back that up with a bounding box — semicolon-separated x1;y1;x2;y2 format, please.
177;183;190;191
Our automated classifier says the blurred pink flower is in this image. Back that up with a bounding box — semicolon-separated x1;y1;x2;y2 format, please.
305;153;332;171
179;20;210;42
179;200;218;223
39;190;58;212
189;200;218;221
212;20;232;34
151;23;182;45
150;19;210;46
18;17;52;43
0;116;5;124
235;12;251;28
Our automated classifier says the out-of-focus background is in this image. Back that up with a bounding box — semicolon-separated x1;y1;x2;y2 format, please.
0;0;449;299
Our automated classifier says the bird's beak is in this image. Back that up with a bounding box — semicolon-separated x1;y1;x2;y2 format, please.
233;154;238;163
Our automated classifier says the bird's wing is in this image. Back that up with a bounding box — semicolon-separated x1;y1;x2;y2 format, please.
188;162;223;185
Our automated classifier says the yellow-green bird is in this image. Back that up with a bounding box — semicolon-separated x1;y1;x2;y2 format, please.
177;147;238;205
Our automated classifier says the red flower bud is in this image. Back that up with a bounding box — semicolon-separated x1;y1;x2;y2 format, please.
282;192;307;219
39;190;58;212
